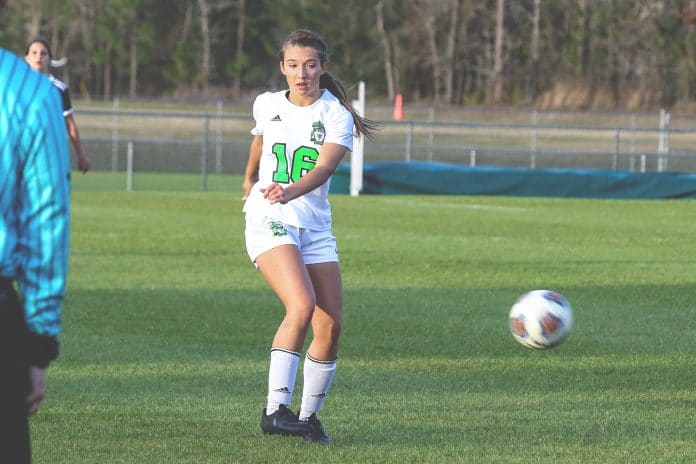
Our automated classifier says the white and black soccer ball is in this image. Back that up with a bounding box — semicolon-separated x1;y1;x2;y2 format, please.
509;290;573;349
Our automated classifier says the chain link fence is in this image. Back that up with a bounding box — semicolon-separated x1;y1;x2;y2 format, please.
74;100;696;190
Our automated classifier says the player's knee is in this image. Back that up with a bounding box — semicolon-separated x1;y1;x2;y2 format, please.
285;301;315;328
319;316;342;343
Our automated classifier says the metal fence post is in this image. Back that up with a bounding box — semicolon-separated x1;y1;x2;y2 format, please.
201;114;209;191
658;109;666;172
405;121;413;162
629;113;636;172
612;129;620;170
427;107;434;162
350;81;365;196
664;111;671;171
530;109;537;168
112;97;119;173
216;100;223;174
126;140;133;191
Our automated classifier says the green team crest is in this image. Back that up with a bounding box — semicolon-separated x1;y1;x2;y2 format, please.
267;219;287;237
310;121;326;145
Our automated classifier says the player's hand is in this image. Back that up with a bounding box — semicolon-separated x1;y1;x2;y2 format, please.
261;182;288;204
26;366;46;416
78;155;91;174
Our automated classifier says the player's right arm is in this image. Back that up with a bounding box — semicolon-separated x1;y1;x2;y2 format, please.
242;134;262;200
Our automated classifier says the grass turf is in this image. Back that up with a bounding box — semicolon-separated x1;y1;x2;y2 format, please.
29;174;696;463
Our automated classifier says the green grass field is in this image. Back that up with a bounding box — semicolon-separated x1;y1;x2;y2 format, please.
31;173;695;463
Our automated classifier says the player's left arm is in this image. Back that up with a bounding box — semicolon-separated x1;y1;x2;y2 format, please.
65;114;90;173
263;142;347;204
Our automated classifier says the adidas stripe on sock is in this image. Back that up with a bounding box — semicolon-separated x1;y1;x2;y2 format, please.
298;354;336;421
266;348;301;415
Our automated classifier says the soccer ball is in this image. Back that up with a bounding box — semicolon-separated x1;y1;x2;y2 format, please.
509;290;573;349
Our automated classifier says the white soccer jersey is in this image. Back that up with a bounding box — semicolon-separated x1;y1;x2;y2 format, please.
243;89;354;230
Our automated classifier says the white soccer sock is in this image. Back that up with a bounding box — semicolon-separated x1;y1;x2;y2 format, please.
266;348;301;415
298;354;336;421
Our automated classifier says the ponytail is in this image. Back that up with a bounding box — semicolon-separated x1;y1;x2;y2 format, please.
320;73;380;141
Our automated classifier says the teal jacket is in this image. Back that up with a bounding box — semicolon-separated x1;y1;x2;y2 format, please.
0;48;70;342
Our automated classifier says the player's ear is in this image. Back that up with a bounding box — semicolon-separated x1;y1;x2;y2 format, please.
279;61;286;76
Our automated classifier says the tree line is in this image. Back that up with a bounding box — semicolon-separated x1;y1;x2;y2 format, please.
1;0;695;110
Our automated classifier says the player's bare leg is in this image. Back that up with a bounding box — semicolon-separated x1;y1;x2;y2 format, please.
298;261;343;443
256;244;315;437
307;262;342;360
256;244;316;352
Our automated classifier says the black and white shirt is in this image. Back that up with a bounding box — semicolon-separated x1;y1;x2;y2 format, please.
48;75;74;117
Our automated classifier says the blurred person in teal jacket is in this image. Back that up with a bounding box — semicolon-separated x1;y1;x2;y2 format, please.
0;45;71;463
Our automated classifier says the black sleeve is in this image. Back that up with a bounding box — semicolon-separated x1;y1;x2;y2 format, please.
60;87;73;114
25;332;60;368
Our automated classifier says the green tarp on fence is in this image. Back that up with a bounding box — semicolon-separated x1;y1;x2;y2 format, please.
330;162;696;199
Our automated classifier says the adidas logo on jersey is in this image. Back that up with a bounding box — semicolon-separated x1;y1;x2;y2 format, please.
271;115;282;121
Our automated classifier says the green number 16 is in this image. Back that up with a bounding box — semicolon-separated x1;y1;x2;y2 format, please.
271;143;320;184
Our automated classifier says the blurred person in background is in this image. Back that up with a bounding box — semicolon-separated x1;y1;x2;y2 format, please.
0;45;71;463
25;38;90;173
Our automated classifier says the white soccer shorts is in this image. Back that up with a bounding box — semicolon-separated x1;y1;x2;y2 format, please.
244;214;338;265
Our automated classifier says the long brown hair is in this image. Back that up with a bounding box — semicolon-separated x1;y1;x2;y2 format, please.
279;30;380;140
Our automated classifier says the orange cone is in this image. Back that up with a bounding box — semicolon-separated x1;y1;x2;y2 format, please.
392;93;403;120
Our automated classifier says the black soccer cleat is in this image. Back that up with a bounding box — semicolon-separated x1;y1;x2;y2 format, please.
301;413;331;444
260;404;313;437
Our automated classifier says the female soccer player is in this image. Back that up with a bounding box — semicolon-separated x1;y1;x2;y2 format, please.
242;30;378;443
25;39;90;173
